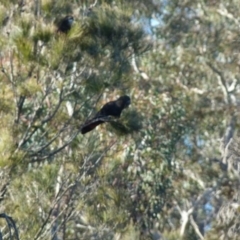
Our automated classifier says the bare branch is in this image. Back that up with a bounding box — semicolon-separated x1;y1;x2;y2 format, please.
207;62;231;104
189;215;204;240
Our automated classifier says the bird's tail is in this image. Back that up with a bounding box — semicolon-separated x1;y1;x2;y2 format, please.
80;116;112;134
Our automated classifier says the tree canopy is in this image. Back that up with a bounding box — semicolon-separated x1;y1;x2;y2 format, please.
1;0;240;239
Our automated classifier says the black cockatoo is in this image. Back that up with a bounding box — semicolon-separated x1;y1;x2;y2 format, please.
81;95;131;134
57;16;74;33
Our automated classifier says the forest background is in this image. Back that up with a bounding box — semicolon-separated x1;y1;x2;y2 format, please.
0;0;240;239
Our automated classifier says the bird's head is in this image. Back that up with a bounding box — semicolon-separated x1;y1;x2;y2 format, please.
119;95;131;108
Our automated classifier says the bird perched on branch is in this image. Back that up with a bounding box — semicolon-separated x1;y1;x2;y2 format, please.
56;16;74;33
81;95;131;134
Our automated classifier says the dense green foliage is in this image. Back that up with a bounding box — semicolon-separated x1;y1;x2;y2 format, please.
1;0;240;239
